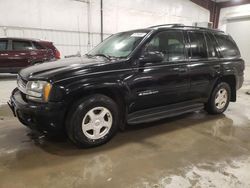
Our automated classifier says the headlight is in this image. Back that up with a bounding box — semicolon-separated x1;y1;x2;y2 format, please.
26;81;52;102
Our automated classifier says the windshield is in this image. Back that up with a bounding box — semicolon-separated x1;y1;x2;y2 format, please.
88;30;149;58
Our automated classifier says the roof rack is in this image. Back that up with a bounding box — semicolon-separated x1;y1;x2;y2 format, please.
176;25;224;33
149;24;185;28
149;24;224;33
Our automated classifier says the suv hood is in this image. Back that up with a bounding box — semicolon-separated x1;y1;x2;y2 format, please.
19;56;110;81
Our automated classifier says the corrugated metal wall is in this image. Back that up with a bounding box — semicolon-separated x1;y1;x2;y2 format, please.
0;0;209;58
0;26;111;57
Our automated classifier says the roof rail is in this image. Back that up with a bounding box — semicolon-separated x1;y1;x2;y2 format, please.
175;25;224;32
148;24;185;28
149;24;224;33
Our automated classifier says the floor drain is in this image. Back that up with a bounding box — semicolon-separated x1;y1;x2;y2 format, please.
246;91;250;95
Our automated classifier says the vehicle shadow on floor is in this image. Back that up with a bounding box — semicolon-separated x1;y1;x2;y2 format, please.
0;73;17;81
28;110;228;156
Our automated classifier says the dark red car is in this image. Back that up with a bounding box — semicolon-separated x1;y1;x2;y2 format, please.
0;37;60;73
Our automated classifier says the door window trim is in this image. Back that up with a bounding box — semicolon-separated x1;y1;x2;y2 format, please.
0;39;9;51
140;29;188;65
11;40;34;51
204;32;220;60
187;30;209;61
213;33;240;59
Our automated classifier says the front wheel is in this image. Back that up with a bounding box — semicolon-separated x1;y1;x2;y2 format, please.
66;94;119;148
205;82;231;114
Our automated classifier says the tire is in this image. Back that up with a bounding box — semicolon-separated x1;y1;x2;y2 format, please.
205;82;231;114
66;94;119;148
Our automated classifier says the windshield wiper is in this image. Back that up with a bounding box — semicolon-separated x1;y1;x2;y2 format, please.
93;54;111;60
86;53;125;60
85;53;93;58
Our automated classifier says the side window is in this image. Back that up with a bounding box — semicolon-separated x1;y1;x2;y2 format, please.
205;34;218;58
0;40;8;51
215;34;240;58
12;41;34;51
33;42;45;50
145;31;185;61
188;32;208;59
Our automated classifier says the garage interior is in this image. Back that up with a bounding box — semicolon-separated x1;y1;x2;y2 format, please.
0;0;250;187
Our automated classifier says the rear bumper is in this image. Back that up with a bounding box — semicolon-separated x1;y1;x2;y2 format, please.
9;88;66;134
237;74;244;90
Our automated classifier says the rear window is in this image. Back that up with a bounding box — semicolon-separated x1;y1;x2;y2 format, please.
12;40;34;50
33;42;45;49
215;34;240;58
39;42;55;50
0;40;8;51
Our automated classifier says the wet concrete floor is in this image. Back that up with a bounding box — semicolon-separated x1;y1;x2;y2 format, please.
0;88;250;188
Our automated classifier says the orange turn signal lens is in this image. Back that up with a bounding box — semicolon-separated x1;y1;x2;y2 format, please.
43;83;52;102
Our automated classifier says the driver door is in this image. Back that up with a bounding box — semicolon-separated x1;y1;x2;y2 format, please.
130;30;189;112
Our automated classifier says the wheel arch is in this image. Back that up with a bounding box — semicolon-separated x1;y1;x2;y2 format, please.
221;75;236;102
64;83;130;130
211;75;236;102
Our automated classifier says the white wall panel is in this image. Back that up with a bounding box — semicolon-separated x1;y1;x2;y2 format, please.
0;26;98;57
0;0;88;32
103;0;209;33
226;19;250;63
219;4;250;31
0;0;209;58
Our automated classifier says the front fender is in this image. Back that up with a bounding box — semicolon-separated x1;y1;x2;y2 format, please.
62;78;131;105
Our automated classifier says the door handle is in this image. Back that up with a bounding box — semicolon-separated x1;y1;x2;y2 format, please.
178;68;188;72
213;65;220;69
30;52;37;55
173;67;187;72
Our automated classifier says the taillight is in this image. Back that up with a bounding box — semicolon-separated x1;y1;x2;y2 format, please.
55;49;60;59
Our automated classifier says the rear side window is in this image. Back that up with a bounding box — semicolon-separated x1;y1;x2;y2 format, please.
33;42;45;50
145;31;185;61
188;31;207;59
215;34;240;58
0;40;8;51
12;41;34;50
205;34;218;58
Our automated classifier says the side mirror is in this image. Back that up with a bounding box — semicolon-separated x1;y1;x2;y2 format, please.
139;51;164;63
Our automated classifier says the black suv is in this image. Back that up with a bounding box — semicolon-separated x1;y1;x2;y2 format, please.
9;24;244;147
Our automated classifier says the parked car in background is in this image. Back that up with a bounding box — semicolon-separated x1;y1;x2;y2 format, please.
0;37;60;73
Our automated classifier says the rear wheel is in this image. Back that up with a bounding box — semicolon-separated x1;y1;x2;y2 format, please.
66;94;119;148
205;82;231;114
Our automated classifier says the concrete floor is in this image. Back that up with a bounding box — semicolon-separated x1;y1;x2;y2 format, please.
0;74;17;106
0;75;250;187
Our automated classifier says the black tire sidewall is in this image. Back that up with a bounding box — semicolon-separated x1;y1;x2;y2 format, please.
208;82;231;114
68;95;119;147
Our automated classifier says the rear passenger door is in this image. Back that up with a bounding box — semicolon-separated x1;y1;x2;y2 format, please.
187;31;220;101
8;40;35;68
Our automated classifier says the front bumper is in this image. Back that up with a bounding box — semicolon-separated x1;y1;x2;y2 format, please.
9;88;66;134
